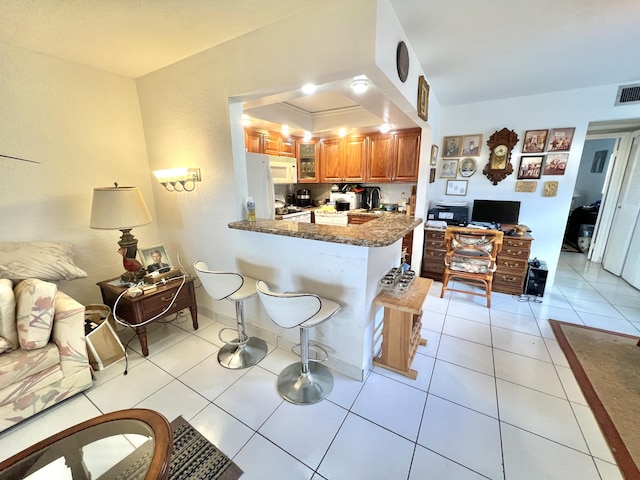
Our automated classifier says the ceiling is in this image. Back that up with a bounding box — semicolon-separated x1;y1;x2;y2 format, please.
1;0;639;134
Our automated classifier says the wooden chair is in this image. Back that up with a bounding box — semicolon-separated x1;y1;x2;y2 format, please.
440;227;504;308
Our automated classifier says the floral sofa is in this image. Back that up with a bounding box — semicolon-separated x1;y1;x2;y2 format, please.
0;243;92;433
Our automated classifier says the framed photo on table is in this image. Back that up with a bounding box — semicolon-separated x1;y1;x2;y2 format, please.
139;244;172;273
446;180;468;196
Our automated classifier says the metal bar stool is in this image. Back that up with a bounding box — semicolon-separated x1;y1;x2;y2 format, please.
256;280;341;405
194;261;267;369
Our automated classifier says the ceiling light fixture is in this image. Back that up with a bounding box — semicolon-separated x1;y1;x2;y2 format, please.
303;131;312;141
281;125;290;137
351;79;369;94
242;114;251;126
338;128;348;137
380;124;392;134
301;83;317;95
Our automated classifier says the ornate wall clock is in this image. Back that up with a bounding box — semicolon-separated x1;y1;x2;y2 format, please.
483;128;519;185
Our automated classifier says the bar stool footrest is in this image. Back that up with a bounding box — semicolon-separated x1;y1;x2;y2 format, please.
291;342;329;362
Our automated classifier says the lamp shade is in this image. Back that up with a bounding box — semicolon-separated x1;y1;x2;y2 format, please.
90;186;152;230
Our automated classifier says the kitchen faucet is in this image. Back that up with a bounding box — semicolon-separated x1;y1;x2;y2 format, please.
368;187;381;210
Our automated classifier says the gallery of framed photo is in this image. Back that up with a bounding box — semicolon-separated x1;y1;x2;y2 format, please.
517;155;543;179
440;159;458;178
446;179;468;196
442;136;462;157
139;244;172;272
546;128;575;152
543;153;569;175
459;157;477;177
430;144;439;166
522;129;548;153
461;134;482;156
417;75;429;121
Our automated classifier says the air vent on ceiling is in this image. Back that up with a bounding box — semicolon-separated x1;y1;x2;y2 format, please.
615;84;640;106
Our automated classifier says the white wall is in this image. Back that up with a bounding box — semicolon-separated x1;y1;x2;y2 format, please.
0;41;160;302
433;86;640;287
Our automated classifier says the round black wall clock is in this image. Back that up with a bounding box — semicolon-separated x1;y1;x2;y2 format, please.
396;41;409;83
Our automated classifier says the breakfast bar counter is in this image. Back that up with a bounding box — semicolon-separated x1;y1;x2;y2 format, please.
224;214;424;381
228;214;421;247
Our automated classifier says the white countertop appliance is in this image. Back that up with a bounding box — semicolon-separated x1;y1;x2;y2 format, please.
329;192;361;211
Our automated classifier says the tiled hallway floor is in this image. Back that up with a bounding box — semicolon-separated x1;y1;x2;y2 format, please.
2;252;639;479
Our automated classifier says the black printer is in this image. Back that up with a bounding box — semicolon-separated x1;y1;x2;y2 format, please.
427;203;469;225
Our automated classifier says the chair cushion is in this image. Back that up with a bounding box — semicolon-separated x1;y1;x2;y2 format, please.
0;242;87;281
449;256;493;273
0;279;18;353
14;279;57;350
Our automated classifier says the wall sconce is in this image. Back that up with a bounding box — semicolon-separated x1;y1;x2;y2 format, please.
153;167;201;192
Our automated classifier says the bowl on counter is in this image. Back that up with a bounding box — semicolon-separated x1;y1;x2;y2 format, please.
384;204;396;211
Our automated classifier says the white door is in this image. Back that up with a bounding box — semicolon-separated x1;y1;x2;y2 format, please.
603;133;640;277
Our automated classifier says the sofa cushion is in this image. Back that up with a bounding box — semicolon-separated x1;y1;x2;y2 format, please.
15;279;57;350
0;242;87;281
0;279;18;353
0;343;60;390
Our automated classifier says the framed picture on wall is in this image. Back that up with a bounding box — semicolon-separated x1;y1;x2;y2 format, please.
546;128;575;152
461;134;482;156
517;155;544;179
442;136;462;157
430;144;439;166
591;150;607;173
543;153;569;175
417;75;430;121
459;157;477;177
522;129;548;153
446;180;468;196
440;159;458;178
429;167;436;183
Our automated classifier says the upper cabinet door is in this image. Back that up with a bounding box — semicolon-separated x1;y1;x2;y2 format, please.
244;130;263;153
368;134;395;182
342;135;367;182
319;138;343;182
393;129;421;182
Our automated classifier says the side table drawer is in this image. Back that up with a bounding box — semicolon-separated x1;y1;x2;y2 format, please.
139;285;192;318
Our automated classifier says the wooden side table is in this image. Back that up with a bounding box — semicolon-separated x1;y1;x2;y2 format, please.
97;276;198;356
373;277;432;379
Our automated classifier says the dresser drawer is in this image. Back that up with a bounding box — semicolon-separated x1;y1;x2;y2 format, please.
495;257;529;274
493;272;526;294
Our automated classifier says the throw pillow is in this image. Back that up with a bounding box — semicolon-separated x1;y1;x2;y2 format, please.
0;242;87;281
15;278;58;350
0;279;18;351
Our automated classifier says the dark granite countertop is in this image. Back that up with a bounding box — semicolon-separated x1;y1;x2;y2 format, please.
228;214;423;247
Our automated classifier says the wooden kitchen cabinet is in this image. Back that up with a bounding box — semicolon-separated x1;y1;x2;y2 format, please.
366;128;421;182
297;140;320;183
319;135;367;182
244;129;263;153
264;132;296;157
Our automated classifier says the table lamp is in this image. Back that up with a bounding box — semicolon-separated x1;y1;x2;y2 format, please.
90;184;152;282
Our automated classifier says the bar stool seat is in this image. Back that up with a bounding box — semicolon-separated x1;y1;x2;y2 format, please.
194;261;267;369
256;280;341;405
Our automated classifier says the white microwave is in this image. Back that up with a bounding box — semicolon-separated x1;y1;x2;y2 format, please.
269;156;297;184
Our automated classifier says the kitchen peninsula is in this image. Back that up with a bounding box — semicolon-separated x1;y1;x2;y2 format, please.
227;214;423;381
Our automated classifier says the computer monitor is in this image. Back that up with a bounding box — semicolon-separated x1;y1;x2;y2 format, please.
471;200;520;226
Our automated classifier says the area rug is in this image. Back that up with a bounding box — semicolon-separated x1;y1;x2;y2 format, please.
550;320;640;479
169;416;243;480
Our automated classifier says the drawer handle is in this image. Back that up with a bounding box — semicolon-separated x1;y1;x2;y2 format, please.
500;276;518;282
161;293;175;302
503;261;521;268
509;241;524;246
506;250;523;256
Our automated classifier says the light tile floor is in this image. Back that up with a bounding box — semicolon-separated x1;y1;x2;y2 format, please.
2;252;638;479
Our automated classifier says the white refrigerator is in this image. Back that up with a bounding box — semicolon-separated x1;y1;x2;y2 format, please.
246;152;275;220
